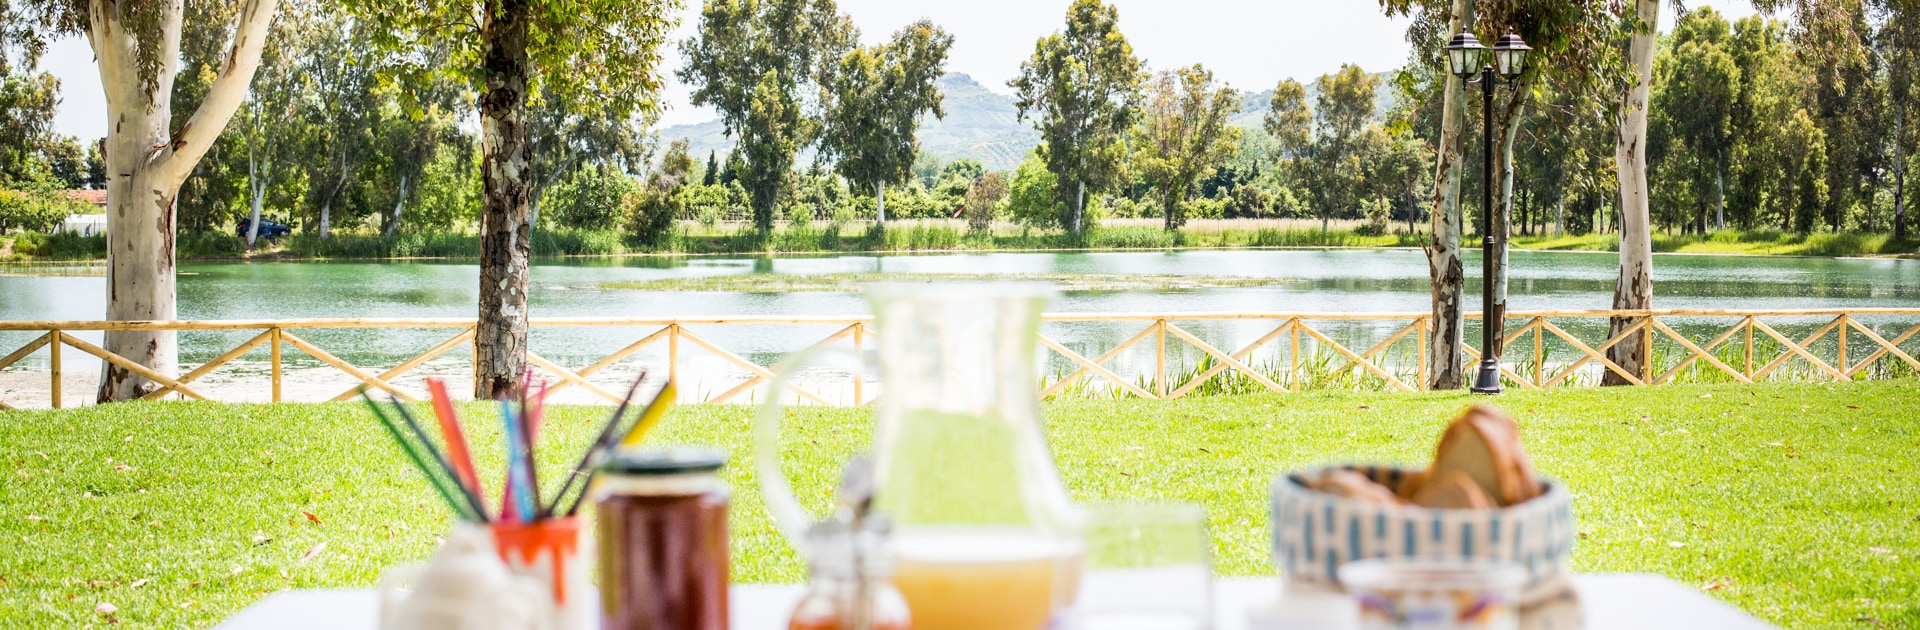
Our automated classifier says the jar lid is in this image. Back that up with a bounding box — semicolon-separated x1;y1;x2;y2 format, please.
600;447;727;476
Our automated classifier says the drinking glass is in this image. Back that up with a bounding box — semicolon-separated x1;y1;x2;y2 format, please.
1068;502;1214;630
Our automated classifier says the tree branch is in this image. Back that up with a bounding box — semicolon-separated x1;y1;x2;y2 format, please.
155;0;280;185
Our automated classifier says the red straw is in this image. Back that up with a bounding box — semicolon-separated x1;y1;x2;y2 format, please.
425;379;488;517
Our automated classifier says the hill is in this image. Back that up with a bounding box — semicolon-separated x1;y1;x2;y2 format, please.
660;71;1397;173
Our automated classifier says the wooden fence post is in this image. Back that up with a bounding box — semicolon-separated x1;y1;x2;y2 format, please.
271;328;283;403
1155;320;1167;398
49;329;60;409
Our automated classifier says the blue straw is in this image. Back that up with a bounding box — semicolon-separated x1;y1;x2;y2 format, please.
500;401;538;522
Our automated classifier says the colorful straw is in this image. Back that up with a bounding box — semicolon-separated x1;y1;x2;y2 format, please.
361;371;673;524
562;379;677;516
543;371;649;518
359;390;476;522
390;398;487;522
425;379;487;516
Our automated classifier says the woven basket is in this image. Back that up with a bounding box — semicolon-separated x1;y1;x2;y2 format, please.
1271;465;1575;592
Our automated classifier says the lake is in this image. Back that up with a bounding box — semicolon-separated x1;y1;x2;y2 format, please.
3;249;1917;405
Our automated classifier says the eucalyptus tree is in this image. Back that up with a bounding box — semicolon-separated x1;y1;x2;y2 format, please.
1010;0;1146;233
680;0;857;233
1381;0;1475;389
7;0;280;401
1877;0;1920;240
1306;65;1383;233
302;13;384;239
1134;64;1240;231
1607;0;1660;386
235;9;317;248
527;88;655;229
820;20;955;227
342;0;679;398
1651;8;1741;232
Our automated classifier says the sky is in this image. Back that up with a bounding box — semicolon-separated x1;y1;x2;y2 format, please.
42;0;1762;140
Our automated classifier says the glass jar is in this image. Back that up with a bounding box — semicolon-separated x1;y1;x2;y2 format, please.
595;448;730;630
788;519;911;630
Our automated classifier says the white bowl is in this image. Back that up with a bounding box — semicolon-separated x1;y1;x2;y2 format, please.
1270;465;1574;592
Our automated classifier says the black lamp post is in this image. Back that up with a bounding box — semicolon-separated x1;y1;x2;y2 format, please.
1445;30;1531;395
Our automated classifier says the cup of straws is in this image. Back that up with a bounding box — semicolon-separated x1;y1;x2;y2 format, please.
363;372;676;630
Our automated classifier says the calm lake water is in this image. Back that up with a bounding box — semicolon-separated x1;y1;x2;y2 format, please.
3;249;1917;403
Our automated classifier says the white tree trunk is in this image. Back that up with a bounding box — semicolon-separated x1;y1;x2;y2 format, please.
1714;161;1726;231
387;175;409;237
1607;0;1659;386
1075;181;1085;233
246;151;266;248
876;182;886;226
1555;197;1565;236
1424;0;1474;390
90;0;278;402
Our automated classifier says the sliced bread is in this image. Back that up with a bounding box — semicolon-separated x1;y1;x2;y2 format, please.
1429;406;1541;506
1408;470;1496;509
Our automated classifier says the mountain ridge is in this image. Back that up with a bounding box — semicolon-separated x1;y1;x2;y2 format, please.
661;71;1395;172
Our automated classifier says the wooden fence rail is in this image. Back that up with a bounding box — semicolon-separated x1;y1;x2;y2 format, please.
1;308;1917;409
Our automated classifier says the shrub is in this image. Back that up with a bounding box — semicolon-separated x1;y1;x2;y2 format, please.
963;172;1009;233
544;164;638;230
1005;154;1064;229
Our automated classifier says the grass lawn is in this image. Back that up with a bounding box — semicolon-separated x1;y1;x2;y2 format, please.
3;380;1916;628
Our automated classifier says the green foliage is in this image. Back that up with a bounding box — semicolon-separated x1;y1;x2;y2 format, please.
626;140;696;248
963;171;1009;232
544;164;638;231
1010;0;1145;232
1134;65;1241;230
0;185;82;234
1006;154;1066;229
819;20;954;223
680;0;857;233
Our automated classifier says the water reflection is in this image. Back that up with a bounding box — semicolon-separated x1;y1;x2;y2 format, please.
2;250;1915;398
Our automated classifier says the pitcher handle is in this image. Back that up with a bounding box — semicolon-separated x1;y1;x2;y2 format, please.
755;344;867;558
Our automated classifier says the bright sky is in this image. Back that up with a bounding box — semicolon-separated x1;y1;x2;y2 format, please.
42;0;1762;139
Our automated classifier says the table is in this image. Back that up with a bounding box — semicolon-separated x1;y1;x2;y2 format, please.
216;575;1776;629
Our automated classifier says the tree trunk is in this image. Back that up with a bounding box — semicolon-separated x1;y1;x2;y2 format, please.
1424;0;1474;391
1489;94;1529;357
1074;181;1085;233
92;0;278;402
1606;0;1659;387
387;174;409;237
1714;159;1726;232
876;182;886;226
1555;196;1565;236
1896;104;1908;242
475;0;534;400
246;152;265;249
318;152;349;239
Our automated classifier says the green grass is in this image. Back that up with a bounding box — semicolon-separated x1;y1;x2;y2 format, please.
2;381;1917;627
1513;230;1920;257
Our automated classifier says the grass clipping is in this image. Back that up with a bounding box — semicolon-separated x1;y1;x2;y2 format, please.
597;273;1296;293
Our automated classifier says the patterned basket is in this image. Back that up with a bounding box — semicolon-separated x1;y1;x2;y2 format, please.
1271;465;1575;592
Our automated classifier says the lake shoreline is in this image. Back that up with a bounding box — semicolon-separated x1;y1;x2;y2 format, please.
4;242;1916;270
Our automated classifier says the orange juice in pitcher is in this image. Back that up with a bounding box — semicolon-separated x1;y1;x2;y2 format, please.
758;284;1085;630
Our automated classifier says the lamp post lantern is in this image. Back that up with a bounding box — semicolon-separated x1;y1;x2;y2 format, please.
1445;30;1530;395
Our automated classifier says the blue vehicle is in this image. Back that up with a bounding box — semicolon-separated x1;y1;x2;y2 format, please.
236;217;293;240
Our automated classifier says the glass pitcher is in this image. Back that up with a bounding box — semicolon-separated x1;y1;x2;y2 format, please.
758;282;1083;630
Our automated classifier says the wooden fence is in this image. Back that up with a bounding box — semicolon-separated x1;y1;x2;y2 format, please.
1;308;1916;409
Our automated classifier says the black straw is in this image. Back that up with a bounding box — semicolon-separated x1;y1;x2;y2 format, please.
390;397;487;522
542;370;648;518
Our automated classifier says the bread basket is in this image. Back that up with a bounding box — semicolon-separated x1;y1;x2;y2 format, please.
1271;465;1574;593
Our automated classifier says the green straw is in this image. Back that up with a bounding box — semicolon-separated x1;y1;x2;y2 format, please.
360;390;477;521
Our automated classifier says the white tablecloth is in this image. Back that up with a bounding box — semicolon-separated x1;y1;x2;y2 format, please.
216;574;1776;629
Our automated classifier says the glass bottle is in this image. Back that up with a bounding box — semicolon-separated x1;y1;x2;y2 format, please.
787;520;911;630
